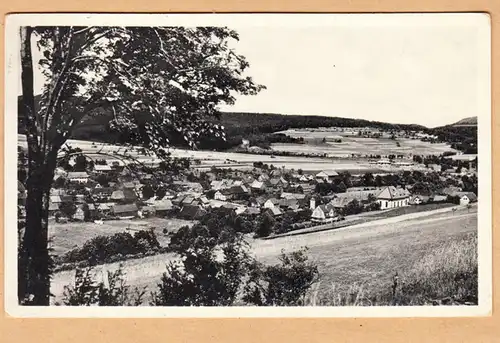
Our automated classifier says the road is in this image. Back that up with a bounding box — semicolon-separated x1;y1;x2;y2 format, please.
50;206;477;303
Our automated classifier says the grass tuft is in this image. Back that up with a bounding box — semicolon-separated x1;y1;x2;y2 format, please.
306;232;478;306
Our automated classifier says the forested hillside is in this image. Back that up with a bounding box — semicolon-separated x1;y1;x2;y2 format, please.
19;95;476;152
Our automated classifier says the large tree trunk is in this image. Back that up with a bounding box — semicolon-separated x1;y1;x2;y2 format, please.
19;26;54;305
22;170;53;305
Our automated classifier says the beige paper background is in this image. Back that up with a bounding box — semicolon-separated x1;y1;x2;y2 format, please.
0;1;497;342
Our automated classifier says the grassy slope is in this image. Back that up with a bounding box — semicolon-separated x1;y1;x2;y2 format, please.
255;207;477;304
51;207;477;304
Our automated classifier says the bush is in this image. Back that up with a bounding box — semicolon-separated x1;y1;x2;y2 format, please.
243;248;319;306
151;219;318;306
151;233;253;306
60;229;161;265
254;212;276;238
61;266;147;306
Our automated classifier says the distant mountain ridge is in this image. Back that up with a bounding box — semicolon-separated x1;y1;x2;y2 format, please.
452;116;477;126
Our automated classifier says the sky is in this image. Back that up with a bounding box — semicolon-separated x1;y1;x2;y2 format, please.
21;17;487;128
219;25;484;128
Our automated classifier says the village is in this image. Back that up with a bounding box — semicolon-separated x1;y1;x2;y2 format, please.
17;142;478;242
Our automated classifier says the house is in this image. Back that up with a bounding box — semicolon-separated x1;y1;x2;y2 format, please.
311;204;338;223
280;192;307;201
48;203;59;217
49;195;62;205
87;203;98;218
409;195;430;205
244;207;261;216
428;164;441;172
97;203;112;215
154;200;174;216
139;205;156;218
214;191;227;201
210;180;225;191
223;185;249;200
376;186;410;210
270;169;283;177
199;196;210;206
454;192;478;205
121;181;136;189
172;195;186;207
298;183;315;194
181;195;197;206
263;198;280;209
278;198;299;210
18;205;26;219
269;178;284;188
54;167;68;178
111;203;138;219
430;195;448;203
315;170;339;181
440;186;462;196
250;180;266;192
110;189;138;204
67;172;89;183
50;188;66;196
258;174;270;182
93;164;113;173
92;187;113;201
329;196;354;210
179;205;206;220
264;207;282;217
73;207;85;221
299;175;309;182
74;194;86;204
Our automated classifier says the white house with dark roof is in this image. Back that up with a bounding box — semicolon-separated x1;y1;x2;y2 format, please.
315;170;339;181
67;171;89;183
93;164;113;173
311;203;338;223
376;186;410;210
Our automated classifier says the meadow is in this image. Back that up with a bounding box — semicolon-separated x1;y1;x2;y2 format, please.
272;129;457;157
19;134;414;174
50;206;477;305
48;217;195;256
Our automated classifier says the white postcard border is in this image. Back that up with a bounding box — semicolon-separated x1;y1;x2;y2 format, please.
4;13;492;318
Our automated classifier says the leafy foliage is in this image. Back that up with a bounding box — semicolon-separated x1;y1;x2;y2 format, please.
243;248;319;306
60;229;161;265
19;25;265;304
62;266;147;306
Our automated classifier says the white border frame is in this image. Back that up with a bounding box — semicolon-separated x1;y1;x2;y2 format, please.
4;13;492;318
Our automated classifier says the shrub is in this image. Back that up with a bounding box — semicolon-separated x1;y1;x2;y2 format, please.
60;229;161;265
254;212;276;238
243;248;319;306
61;266;147;306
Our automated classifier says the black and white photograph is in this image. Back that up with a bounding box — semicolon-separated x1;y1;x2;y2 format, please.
5;13;491;317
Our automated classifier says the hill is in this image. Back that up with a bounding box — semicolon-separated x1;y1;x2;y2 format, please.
428;124;477;154
18;95;428;151
452;117;477;127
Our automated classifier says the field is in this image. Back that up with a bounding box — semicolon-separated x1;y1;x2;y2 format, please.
48;218;195;256
50;206;477;304
18;134;430;174
272;129;457;157
254;206;477;299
